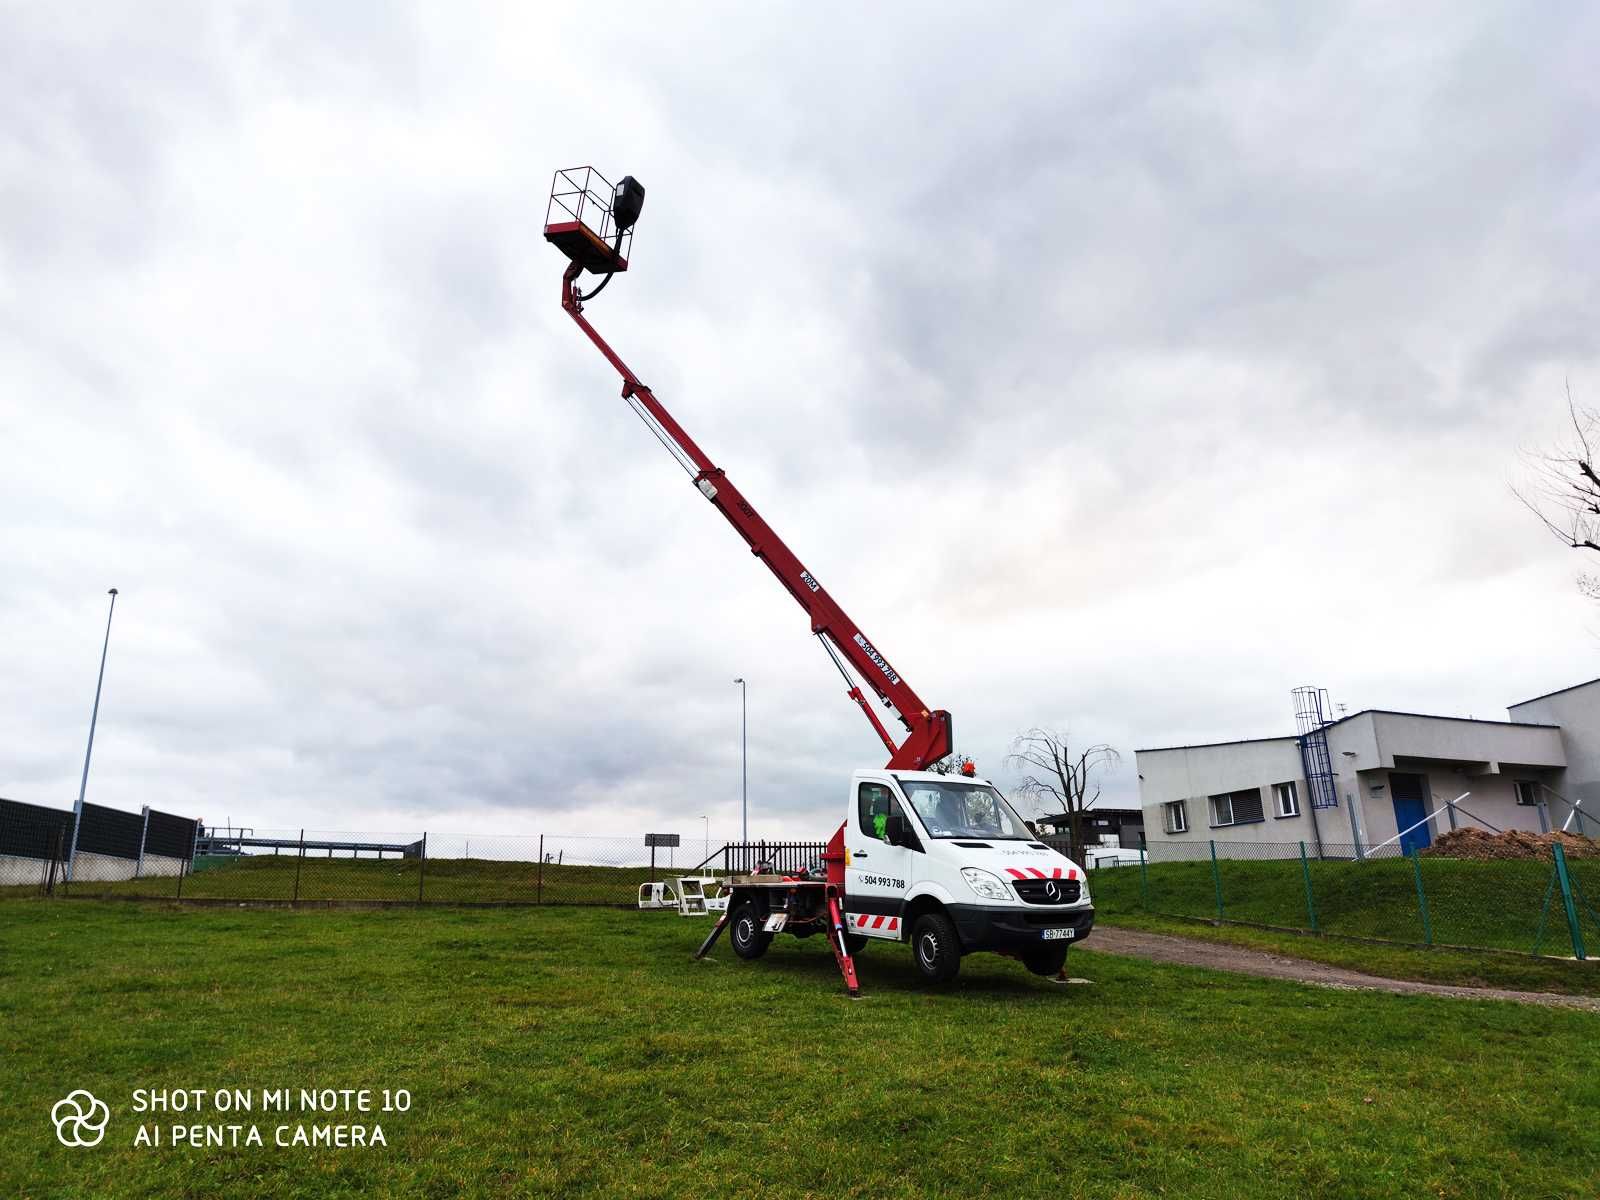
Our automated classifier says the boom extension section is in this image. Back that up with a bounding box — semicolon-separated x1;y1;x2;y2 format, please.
559;260;952;770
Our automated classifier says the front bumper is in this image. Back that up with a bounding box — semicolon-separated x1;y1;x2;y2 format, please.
947;902;1096;953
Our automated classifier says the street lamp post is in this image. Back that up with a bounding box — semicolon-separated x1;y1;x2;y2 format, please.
734;678;747;842
67;588;119;883
702;815;709;862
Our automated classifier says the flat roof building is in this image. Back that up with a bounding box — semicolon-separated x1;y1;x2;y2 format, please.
1135;680;1599;858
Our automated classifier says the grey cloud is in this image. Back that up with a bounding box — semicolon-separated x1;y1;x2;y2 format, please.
2;3;1597;842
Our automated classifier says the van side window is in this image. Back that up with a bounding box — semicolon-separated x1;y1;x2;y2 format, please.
858;783;894;840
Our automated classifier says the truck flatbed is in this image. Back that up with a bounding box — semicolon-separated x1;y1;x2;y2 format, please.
723;874;827;889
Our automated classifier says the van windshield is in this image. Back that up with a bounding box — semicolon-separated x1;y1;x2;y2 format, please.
893;778;1034;840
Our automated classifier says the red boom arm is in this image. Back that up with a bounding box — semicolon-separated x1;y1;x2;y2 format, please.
560;263;953;770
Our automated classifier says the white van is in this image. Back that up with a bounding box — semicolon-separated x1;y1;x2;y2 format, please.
701;770;1095;988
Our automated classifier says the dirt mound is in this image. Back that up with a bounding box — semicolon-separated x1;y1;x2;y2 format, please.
1422;827;1600;861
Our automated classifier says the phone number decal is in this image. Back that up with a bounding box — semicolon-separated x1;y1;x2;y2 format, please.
858;875;905;889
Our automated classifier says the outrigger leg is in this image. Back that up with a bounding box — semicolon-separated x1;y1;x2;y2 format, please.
694;908;732;960
826;892;862;998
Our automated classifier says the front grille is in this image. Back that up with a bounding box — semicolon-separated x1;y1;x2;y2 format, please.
1022;912;1083;926
1012;877;1081;905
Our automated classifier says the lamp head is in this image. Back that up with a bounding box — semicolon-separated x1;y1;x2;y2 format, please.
612;175;645;232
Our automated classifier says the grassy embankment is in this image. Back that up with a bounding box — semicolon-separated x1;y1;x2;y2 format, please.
19;850;1600;994
3;854;660;905
1088;853;1600;995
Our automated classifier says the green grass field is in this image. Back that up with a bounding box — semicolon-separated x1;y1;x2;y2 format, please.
5;901;1599;1199
1087;853;1600;958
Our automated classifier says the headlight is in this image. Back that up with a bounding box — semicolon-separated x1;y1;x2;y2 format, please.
961;867;1011;901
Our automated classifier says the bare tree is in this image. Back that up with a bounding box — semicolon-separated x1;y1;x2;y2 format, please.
1005;728;1121;861
1515;386;1600;600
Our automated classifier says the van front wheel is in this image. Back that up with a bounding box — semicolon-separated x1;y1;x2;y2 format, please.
910;912;961;984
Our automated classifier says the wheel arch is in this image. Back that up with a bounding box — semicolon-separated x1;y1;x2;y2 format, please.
902;890;952;941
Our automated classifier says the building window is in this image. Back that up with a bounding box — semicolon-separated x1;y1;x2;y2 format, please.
1515;780;1541;807
1273;781;1300;818
1163;801;1188;834
1209;788;1265;827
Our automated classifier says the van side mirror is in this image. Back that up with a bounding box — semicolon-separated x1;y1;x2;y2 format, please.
883;813;907;846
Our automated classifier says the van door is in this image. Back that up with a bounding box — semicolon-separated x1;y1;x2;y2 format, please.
844;778;917;939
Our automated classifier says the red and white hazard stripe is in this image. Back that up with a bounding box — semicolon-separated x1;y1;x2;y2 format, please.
846;912;901;935
1005;866;1078;880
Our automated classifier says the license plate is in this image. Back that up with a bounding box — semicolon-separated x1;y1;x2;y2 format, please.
763;914;788;932
1041;927;1075;941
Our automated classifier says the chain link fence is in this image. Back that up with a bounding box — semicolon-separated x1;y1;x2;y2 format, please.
1091;837;1600;959
4;822;822;908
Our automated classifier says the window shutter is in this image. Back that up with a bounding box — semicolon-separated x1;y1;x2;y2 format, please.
1232;789;1264;824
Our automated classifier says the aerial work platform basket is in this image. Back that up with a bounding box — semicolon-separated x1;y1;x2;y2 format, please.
544;166;641;276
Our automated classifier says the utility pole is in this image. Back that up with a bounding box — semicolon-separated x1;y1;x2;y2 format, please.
734;678;748;841
67;588;119;882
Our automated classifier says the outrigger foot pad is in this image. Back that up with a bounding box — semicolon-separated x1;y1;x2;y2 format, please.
694;910;732;960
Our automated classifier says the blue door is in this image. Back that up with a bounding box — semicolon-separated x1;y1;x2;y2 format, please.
1390;773;1431;853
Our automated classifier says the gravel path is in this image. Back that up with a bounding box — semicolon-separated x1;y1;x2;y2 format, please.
1088;926;1600;1011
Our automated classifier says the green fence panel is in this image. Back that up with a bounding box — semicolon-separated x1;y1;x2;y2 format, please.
1410;848;1433;946
1554;844;1588;961
1209;840;1224;920
1299;842;1318;933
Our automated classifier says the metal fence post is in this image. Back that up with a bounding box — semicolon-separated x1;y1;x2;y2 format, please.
1298;841;1318;933
45;826;65;897
1138;844;1149;906
135;805;150;880
537;835;544;905
176;820;195;900
1410;847;1432;946
1553;843;1587;961
1209;840;1224;920
418;833;427;904
292;829;305;904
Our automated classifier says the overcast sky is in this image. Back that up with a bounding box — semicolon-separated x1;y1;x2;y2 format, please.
3;3;1597;845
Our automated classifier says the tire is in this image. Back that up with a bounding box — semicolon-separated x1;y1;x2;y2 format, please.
910;912;962;984
729;902;772;961
1023;944;1069;977
844;933;870;955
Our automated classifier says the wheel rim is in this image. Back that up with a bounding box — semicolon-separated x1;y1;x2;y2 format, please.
919;933;938;967
736;916;753;946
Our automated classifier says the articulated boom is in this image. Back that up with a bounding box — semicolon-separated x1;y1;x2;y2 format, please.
560;262;952;770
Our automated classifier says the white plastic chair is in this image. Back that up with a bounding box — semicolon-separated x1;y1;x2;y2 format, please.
637;881;677;910
676;876;709;916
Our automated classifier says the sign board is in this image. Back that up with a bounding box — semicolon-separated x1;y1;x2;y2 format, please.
644;833;680;848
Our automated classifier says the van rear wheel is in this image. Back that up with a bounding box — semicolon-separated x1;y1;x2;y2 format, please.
729;902;772;960
910;912;961;984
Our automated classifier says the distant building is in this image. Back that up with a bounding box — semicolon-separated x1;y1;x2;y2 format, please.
1135;679;1599;858
1034;807;1144;851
